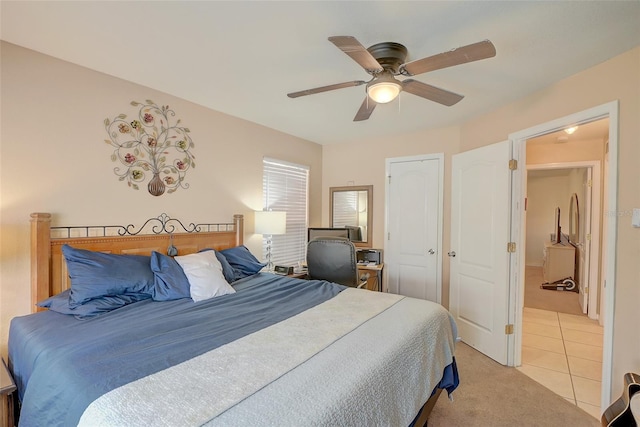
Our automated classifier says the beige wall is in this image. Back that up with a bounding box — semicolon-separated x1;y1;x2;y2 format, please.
0;42;323;355
526;173;571;266
323;46;640;397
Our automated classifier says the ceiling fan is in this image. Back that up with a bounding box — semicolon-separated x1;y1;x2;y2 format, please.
287;36;496;121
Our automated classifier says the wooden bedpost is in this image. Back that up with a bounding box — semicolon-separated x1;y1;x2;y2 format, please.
234;214;244;246
30;213;51;312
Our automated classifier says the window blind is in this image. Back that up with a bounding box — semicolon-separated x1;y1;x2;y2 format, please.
262;158;309;267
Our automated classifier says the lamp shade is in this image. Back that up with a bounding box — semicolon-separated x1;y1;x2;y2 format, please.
254;211;287;235
366;72;402;104
367;81;402;103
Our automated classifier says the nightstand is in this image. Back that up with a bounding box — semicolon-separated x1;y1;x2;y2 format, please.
1;359;16;427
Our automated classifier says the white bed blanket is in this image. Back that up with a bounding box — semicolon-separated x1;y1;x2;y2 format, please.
79;289;456;426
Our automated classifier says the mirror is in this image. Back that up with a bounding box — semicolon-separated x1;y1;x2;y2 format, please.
569;193;579;244
329;185;373;248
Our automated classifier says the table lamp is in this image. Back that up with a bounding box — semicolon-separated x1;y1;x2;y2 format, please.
254;210;286;271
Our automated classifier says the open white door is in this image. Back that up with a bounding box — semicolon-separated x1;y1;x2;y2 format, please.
578;167;593;313
450;140;512;364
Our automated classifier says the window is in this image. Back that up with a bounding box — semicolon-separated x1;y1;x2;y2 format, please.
262;158;309;267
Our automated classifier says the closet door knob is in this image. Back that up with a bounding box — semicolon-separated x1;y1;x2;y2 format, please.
428;249;435;255
448;251;456;257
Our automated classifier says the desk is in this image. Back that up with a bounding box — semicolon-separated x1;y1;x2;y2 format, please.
289;266;383;291
357;263;384;292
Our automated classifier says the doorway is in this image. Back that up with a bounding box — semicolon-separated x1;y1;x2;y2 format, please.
517;120;607;418
525;160;602;319
510;102;618;414
446;103;617;414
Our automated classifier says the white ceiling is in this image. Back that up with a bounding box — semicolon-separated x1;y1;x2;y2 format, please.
2;1;639;145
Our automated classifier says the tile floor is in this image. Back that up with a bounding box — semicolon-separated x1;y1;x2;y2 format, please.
517;307;604;419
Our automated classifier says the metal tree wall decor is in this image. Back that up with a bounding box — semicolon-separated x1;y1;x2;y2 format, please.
104;100;195;196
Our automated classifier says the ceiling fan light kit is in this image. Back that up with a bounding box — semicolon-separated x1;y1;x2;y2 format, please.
367;73;402;104
287;36;496;121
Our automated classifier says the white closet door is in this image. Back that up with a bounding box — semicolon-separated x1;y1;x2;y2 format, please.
386;155;442;302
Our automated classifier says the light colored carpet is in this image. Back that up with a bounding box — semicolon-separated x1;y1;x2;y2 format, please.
428;342;599;426
524;265;583;315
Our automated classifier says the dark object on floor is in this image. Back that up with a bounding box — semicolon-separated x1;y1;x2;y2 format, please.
541;276;578;293
601;372;640;427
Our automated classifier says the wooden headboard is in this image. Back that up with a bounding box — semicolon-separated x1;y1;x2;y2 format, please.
30;212;244;312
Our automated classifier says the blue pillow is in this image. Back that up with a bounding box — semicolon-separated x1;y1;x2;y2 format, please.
62;245;155;308
37;289;150;319
219;245;265;281
199;249;236;283
149;251;191;301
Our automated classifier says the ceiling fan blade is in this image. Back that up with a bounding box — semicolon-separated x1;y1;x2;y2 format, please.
328;36;384;74
401;40;496;76
353;97;377;121
287;80;366;98
402;79;464;106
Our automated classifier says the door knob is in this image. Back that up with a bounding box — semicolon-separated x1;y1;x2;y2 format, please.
428;249;435;255
448;251;456;257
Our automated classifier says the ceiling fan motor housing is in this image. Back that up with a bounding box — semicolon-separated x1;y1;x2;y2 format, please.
366;42;408;74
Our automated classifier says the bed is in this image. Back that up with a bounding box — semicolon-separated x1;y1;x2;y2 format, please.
8;212;459;426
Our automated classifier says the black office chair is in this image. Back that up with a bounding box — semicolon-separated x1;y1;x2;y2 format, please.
306;237;367;288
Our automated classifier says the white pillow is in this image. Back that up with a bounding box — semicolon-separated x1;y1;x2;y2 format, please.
174;251;235;302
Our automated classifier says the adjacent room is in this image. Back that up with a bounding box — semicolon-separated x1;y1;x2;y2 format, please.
519;119;608;417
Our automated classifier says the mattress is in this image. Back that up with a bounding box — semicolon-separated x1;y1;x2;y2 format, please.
9;273;458;426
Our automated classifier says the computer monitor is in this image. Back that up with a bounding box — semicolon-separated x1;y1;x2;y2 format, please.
307;227;349;242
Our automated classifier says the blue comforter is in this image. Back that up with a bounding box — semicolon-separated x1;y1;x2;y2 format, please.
9;273;345;427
